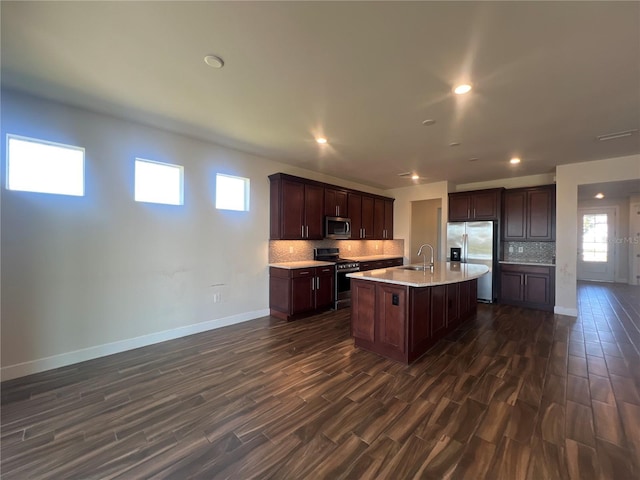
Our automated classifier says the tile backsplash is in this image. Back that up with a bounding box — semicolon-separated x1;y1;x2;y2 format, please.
269;239;404;263
503;241;555;264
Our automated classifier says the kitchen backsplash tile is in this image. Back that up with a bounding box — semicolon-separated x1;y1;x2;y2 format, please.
503;241;555;264
269;239;404;263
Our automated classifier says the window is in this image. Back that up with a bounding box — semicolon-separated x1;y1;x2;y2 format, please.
6;134;85;196
134;158;183;205
216;173;250;211
581;213;608;262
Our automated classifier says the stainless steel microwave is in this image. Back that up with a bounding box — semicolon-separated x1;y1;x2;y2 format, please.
325;216;352;239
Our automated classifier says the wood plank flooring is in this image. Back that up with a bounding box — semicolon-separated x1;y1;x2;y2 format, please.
2;282;639;479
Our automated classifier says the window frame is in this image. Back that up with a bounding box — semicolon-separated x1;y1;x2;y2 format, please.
215;173;250;212
134;157;184;206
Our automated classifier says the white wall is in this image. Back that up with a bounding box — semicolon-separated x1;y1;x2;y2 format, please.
0;90;382;379
555;154;640;316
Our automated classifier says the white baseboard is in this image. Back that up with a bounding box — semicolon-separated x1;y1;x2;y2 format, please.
1;309;270;382
554;306;578;317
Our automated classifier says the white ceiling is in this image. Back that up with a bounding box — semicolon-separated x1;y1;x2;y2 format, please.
578;179;640;201
2;1;639;189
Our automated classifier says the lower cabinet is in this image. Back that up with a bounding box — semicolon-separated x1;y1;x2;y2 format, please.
351;278;478;363
499;264;555;311
358;257;403;271
269;265;335;321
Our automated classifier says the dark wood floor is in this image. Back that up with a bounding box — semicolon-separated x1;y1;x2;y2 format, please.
2;282;639;479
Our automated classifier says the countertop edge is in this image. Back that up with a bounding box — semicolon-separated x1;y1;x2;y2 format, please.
499;261;556;267
347;263;489;288
269;260;335;269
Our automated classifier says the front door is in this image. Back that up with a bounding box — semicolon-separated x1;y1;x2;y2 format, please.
577;207;616;282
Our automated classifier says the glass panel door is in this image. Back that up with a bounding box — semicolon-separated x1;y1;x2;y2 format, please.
577;208;615;282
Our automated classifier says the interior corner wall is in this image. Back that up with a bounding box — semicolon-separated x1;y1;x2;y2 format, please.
555;154;640;316
0;90;378;380
385;181;450;262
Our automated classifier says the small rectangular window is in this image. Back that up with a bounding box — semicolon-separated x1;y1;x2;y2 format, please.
135;158;184;205
216;173;250;211
6;134;85;196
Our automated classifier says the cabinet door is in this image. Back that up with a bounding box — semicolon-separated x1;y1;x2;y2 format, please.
375;284;406;353
291;275;314;314
449;193;471;222
351;280;376;342
524;273;550;305
472;190;499;220
500;269;524;302
384;199;394;239
315;266;335;310
281;180;305;239
304;184;324;239
446;283;460;329
325;188;348;217
431;285;447;336
361;195;375;239
503;190;527;240
409;287;431;355
348;193;363;239
527;188;554;241
458;280;471;320
373;198;386;239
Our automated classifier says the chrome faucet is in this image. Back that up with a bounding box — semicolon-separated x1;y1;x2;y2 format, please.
417;243;434;272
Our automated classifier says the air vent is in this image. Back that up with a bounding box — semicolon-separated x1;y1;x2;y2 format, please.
596;129;638;142
397;172;412;177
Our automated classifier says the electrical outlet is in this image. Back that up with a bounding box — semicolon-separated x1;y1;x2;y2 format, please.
213;292;221;303
509;246;514;253
375;243;379;250
518;247;524;253
347;244;351;251
289;246;294;253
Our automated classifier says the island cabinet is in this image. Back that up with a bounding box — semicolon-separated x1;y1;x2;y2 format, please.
269;174;324;240
269;265;335;321
499;264;555;311
448;188;503;222
373;198;394;239
324;187;348;217
351;277;478;363
502;185;555;241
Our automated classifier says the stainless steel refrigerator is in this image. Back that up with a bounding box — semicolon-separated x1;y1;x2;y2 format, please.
446;221;496;303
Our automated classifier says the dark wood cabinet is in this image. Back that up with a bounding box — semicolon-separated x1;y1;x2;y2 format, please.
502;185;555;241
324;188;348;218
269;174;323;240
449;189;502;222
359;257;403;271
351;278;478;363
269;265;335;320
499;264;555;311
348;192;375;239
374;198;394;239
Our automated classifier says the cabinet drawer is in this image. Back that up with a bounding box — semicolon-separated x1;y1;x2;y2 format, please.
291;268;315;278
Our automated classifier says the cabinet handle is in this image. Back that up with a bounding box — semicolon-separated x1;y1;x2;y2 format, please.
299;271;310;275
301;225;305;238
311;278;315;290
336;206;339;216
306;225;309;238
316;277;320;289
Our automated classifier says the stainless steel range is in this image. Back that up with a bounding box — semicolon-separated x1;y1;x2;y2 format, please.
313;247;360;309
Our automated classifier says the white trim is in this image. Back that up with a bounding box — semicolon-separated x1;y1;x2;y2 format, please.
554;306;578;317
0;309;269;381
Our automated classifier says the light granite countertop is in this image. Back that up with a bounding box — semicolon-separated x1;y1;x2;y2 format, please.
269;260;334;269
347;262;489;287
499;260;556;267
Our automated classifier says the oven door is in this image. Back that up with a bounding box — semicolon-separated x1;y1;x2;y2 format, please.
335;269;356;309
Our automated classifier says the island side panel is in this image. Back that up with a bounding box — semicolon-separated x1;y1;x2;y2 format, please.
374;283;408;362
409;287;432;362
351;279;375;342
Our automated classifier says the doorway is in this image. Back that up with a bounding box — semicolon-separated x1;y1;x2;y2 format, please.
577;206;616;282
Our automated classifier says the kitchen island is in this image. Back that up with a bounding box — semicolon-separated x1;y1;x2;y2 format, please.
347;262;489;363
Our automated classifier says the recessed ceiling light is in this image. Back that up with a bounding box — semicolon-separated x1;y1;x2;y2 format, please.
510;157;521;164
204;55;224;69
595;193;605;199
449;142;461;147
316;137;328;145
411;174;420;180
422;119;436;126
453;84;472;95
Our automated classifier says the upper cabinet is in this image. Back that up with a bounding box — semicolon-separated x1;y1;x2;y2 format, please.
502;185;556;241
373;197;394;239
269;174;324;240
269;173;394;240
448;188;503;222
324;188;348;217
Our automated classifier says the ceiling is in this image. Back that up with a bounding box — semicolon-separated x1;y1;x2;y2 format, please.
578;179;640;201
2;1;639;189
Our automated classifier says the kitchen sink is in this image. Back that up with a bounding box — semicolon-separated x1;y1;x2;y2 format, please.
399;265;431;271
